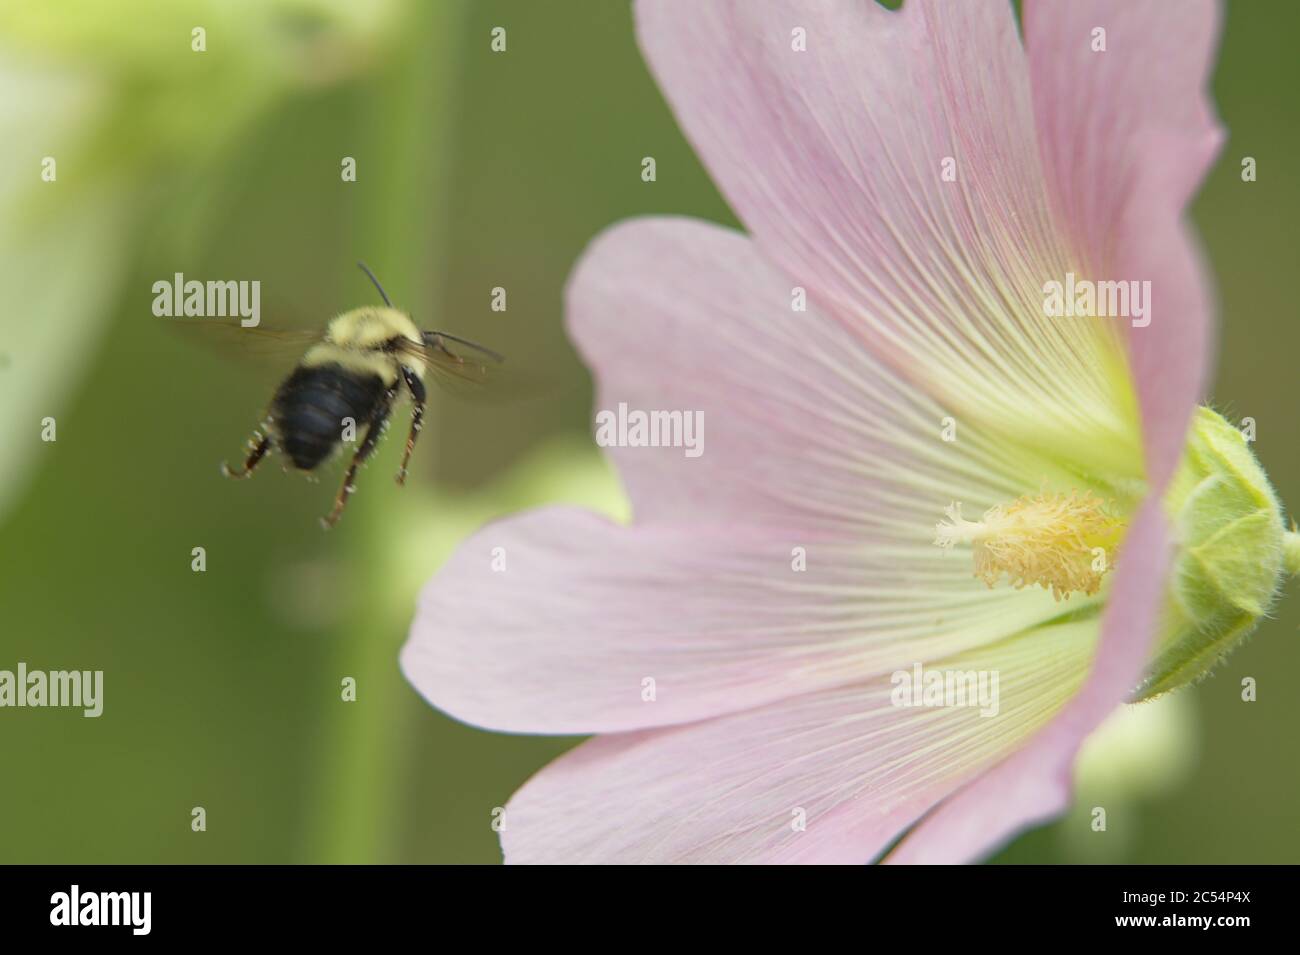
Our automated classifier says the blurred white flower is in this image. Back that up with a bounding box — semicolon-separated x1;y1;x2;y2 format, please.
1063;692;1199;860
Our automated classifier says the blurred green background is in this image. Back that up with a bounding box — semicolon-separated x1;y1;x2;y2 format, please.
0;0;1295;864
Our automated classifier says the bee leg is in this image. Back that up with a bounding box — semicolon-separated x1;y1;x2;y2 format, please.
396;366;427;486
222;432;272;480
322;391;395;529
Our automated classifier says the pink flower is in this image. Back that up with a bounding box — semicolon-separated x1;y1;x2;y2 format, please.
403;0;1226;862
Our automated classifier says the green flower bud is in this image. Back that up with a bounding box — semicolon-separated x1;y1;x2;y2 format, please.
1136;407;1295;699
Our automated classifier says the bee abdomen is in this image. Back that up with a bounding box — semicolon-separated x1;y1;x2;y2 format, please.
271;365;387;471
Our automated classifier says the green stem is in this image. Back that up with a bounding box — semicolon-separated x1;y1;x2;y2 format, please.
305;0;465;864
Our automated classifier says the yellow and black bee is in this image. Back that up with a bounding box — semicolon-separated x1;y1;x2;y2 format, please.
221;264;502;528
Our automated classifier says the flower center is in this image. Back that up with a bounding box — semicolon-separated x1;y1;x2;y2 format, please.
934;491;1124;601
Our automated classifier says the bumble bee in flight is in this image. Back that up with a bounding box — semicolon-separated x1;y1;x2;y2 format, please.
221;263;503;528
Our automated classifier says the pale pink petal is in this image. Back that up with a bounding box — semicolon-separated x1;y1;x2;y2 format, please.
502;618;1098;864
884;498;1172;863
1025;0;1223;484
404;220;1103;735
1116;170;1218;486
402;503;1088;734
635;0;1141;479
568;217;1080;530
1026;0;1222;276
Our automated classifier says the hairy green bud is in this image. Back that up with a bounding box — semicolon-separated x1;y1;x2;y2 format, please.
1136;408;1294;698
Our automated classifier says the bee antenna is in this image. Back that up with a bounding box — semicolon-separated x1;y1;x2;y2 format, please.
357;261;393;307
427;330;505;363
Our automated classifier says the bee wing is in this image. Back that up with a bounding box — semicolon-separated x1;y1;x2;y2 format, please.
390;331;506;397
165;318;324;366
